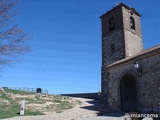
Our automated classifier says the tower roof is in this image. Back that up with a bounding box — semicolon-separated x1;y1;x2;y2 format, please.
100;3;141;19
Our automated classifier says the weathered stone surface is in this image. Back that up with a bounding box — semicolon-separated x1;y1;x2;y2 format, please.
100;3;160;114
105;52;160;112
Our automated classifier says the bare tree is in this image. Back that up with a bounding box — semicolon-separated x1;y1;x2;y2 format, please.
0;0;31;68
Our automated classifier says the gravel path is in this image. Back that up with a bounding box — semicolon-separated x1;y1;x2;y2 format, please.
4;98;106;120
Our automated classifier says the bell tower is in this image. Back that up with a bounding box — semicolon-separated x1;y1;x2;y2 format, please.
100;3;143;66
100;3;143;100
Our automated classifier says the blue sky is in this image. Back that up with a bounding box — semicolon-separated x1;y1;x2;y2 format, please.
0;0;159;94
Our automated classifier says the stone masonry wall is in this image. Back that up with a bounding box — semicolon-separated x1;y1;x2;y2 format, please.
122;7;142;37
124;29;143;57
138;54;160;112
101;66;108;100
101;29;125;103
101;7;123;38
122;7;143;57
105;51;160;112
102;29;125;66
106;61;138;112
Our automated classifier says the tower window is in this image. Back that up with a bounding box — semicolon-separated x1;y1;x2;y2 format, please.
130;17;135;30
109;17;115;31
111;44;115;54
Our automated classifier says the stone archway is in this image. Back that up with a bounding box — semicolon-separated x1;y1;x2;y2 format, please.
120;74;137;112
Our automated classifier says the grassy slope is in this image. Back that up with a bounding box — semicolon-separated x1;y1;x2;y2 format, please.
0;89;81;119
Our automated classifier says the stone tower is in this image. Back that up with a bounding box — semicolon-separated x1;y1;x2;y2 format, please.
100;3;143;100
100;3;143;66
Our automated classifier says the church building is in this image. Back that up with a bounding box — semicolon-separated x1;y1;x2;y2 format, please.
100;3;160;114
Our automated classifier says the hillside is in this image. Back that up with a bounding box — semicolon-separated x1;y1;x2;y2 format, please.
0;88;82;119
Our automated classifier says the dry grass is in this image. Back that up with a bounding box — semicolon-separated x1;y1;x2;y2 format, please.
0;88;82;119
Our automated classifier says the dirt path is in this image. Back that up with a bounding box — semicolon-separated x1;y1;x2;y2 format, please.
4;98;105;120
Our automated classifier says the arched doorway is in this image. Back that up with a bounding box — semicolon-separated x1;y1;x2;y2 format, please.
120;74;137;112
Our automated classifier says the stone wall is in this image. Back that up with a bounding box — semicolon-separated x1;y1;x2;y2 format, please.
122;7;142;37
102;29;125;66
61;93;99;99
138;54;160;112
103;47;160;113
100;7;123;38
124;29;143;57
122;6;143;57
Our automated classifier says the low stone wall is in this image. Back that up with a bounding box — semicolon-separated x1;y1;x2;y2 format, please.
61;93;100;99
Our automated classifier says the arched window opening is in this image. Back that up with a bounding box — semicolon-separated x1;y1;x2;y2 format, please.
109;17;115;31
130;17;135;30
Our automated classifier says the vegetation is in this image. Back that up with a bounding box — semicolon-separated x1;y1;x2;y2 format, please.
0;88;81;119
0;104;45;119
0;0;31;68
4;88;36;95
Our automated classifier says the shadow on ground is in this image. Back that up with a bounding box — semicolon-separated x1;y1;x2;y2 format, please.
61;93;127;118
80;99;126;117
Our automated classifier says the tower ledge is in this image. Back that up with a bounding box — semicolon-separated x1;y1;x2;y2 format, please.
100;3;141;19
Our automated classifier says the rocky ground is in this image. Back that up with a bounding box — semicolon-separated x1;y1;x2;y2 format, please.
2;97;135;120
3;97;106;120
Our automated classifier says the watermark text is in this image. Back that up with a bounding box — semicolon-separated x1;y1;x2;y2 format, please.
125;113;158;118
